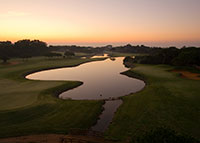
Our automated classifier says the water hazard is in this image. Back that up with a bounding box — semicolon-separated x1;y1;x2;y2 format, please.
91;100;123;132
26;57;145;100
26;57;145;132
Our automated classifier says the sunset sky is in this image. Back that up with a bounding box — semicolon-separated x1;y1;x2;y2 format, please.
0;0;200;47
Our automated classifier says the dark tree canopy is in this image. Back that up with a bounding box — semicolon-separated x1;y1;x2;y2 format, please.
123;56;135;68
172;47;200;66
45;52;62;58
49;45;96;53
0;39;48;62
1;39;200;67
14;39;48;59
64;51;75;58
0;41;14;63
132;47;200;66
110;44;161;54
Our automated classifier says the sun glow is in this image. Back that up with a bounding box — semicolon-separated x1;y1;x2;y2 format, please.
1;0;200;47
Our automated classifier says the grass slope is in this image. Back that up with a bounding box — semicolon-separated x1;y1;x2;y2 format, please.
106;64;200;140
0;57;103;138
106;51;147;57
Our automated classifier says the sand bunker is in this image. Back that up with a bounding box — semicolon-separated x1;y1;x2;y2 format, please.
173;70;200;80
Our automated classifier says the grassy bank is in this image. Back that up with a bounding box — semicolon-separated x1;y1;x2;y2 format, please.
106;64;200;140
106;51;147;57
0;57;103;138
1;56;200;141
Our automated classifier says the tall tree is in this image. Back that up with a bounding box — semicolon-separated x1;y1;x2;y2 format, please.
0;41;13;63
14;39;48;59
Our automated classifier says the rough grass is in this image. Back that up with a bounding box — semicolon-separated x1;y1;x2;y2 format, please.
106;64;200;140
0;57;103;138
1;57;200;141
106;51;148;57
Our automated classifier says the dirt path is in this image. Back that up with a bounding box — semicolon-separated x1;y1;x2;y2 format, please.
0;134;122;143
172;70;200;80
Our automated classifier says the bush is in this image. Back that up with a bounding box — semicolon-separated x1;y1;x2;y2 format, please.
64;51;75;58
45;52;62;58
123;56;135;68
131;127;199;143
133;47;200;66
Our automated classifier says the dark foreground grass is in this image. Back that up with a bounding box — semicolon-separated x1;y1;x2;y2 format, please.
1;57;200;141
106;64;200;141
0;57;103;138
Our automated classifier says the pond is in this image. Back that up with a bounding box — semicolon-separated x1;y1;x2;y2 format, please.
26;57;145;132
91;54;109;59
26;57;145;100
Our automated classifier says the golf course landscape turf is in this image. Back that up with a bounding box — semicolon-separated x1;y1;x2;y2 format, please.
0;57;103;138
0;56;200;141
106;64;200;140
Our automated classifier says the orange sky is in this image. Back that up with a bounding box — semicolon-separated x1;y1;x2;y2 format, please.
0;0;200;47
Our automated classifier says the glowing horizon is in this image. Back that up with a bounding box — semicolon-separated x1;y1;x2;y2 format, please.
0;0;200;47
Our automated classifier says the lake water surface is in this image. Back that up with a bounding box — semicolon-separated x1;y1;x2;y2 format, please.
26;57;145;132
26;57;145;100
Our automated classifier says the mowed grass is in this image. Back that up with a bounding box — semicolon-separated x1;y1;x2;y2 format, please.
0;57;103;138
106;51;148;57
106;64;200;140
1;57;200;140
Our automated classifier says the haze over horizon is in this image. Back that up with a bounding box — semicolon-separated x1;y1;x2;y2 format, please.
1;0;200;47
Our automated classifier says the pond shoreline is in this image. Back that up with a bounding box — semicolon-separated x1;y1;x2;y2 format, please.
23;58;106;81
25;57;146;133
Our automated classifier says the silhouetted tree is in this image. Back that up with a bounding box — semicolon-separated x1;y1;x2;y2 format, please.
0;41;14;63
110;44;160;54
45;52;62;59
64;51;75;58
160;47;179;64
14;39;48;60
123;56;135;68
172;47;200;66
49;45;95;53
132;47;200;67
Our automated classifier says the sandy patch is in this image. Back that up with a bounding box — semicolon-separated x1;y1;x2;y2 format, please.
9;61;21;65
0;134;64;143
172;70;200;80
0;61;21;66
0;134;118;143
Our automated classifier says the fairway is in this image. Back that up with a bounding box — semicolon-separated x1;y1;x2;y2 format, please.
1;0;200;142
0;57;103;138
0;57;200;141
106;64;200;140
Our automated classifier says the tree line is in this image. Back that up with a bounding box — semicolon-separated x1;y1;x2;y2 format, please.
49;45;105;54
110;44;161;54
124;47;200;67
1;40;200;67
0;40;48;62
0;40;77;63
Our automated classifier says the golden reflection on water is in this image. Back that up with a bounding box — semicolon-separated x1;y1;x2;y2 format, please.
26;57;145;100
91;54;109;59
